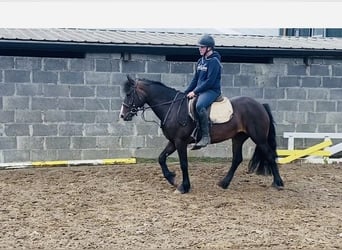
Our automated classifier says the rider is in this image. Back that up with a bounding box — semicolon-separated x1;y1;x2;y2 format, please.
185;34;222;149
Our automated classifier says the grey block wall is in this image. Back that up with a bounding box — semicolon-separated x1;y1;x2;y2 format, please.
1;53;342;163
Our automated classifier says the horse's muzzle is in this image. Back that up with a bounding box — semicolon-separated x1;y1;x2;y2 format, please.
120;104;133;121
123;114;133;121
120;112;133;121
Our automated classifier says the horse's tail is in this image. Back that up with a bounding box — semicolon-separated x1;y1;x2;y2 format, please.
248;103;277;176
263;103;277;151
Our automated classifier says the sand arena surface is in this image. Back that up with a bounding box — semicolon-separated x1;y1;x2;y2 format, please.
0;160;341;249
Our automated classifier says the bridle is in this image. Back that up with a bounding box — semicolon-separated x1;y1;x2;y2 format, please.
121;84;149;118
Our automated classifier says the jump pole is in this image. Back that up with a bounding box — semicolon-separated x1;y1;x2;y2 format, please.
277;139;333;164
0;158;137;170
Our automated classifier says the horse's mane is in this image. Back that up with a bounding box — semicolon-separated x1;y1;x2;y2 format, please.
140;78;177;90
123;78;177;94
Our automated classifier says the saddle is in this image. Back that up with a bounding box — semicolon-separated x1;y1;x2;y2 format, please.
188;95;233;124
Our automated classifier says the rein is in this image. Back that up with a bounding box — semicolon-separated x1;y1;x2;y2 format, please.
161;91;182;127
124;91;187;128
142;92;187;128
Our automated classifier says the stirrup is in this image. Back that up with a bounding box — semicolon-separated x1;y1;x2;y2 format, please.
191;144;203;150
190;136;210;150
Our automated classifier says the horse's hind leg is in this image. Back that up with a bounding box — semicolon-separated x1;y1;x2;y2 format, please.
218;133;248;189
257;143;284;189
158;141;176;186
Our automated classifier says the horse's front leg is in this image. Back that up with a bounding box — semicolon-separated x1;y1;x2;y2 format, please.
158;141;177;186
175;141;191;194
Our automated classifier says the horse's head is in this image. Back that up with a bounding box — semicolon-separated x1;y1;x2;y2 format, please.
120;75;146;121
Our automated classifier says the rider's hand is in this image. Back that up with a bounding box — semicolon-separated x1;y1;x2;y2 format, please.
187;91;196;99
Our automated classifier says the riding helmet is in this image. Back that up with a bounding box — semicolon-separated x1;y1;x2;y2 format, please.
198;34;215;48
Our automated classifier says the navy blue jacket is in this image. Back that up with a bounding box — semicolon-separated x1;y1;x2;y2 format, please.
185;51;222;95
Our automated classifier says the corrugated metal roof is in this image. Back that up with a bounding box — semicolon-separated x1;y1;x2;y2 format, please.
1;28;342;51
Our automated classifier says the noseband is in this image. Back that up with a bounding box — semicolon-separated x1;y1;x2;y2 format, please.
121;100;141;117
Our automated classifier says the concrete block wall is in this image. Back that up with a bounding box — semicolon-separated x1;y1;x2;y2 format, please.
1;53;342;163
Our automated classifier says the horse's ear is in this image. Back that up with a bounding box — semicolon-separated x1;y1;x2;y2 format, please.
126;74;135;85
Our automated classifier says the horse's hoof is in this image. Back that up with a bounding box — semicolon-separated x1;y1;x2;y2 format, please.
272;182;284;190
168;177;177;187
218;180;229;189
175;185;190;194
165;172;176;186
174;189;182;194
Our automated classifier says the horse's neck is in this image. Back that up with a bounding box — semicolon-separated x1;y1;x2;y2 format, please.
146;87;179;121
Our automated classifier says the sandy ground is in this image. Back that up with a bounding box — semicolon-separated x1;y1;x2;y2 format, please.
0;160;341;249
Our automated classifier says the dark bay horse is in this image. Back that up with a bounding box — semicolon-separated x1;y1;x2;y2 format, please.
120;75;284;194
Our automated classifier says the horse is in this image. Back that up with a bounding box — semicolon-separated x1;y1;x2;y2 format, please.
120;75;284;194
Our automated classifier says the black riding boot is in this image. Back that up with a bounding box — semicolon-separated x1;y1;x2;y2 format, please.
193;108;210;149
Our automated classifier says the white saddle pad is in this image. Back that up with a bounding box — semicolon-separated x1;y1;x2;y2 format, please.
209;97;233;123
189;96;233;124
